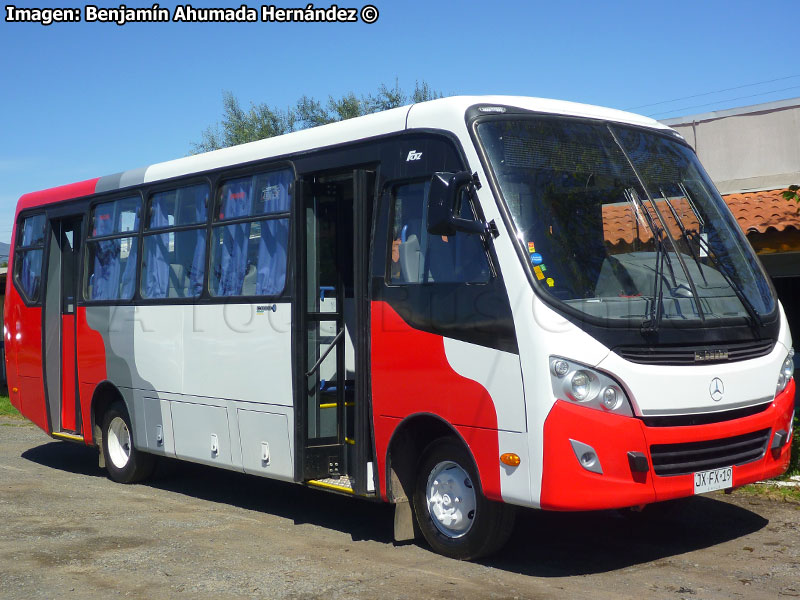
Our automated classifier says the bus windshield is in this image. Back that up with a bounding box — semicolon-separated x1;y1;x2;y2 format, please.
476;117;775;327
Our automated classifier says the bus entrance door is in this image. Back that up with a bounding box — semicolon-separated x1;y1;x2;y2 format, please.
43;216;83;437
297;169;374;494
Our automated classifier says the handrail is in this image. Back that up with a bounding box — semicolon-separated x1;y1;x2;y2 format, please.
305;328;344;377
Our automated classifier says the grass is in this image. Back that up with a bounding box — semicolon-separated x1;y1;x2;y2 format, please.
788;411;800;477
0;393;22;418
735;483;800;504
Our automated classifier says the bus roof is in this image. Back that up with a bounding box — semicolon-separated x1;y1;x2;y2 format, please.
15;95;674;216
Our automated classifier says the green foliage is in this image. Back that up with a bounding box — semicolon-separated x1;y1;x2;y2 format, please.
736;483;800;503
0;394;21;418
782;185;800;203
192;80;446;153
193;91;295;153
789;410;800;476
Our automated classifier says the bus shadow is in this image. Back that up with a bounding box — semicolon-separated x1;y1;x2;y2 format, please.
21;442;394;545
150;457;396;544
22;441;768;572
485;495;768;576
22;441;106;478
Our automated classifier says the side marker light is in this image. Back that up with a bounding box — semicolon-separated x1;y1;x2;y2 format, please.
500;453;521;467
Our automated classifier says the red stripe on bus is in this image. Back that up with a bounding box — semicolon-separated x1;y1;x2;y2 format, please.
15;178;100;218
4;282;49;432
370;300;501;502
75;306;108;444
60;314;77;432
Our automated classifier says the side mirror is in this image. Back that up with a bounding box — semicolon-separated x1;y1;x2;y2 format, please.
426;171;486;236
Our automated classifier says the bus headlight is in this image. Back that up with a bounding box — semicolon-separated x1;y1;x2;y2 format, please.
777;348;794;393
570;371;592;401
550;357;633;416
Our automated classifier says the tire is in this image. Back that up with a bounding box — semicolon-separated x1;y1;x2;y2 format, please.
101;400;155;484
413;437;516;560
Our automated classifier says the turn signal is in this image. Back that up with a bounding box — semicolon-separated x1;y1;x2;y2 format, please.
500;453;521;467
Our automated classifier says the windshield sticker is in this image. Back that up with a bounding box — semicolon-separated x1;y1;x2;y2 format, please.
540;264;547;272
527;241;536;253
530;252;543;265
546;277;555;287
533;265;545;280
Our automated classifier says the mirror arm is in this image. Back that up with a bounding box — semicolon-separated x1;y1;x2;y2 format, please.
450;217;486;234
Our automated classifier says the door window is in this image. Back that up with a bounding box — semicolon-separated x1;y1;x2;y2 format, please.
389;182;490;284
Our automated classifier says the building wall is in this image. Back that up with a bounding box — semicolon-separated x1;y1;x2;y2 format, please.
662;98;800;195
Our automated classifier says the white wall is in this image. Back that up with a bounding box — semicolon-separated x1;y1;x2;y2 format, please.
661;98;800;194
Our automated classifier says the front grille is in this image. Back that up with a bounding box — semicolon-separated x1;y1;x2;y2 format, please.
615;339;774;366
641;402;771;427
650;429;771;476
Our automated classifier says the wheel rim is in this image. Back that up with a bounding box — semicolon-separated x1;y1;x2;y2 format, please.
107;416;132;469
426;460;477;538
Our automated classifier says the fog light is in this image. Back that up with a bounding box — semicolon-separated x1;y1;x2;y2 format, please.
580;452;597;468
569;439;603;474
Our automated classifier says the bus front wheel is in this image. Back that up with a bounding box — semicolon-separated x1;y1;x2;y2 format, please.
101;401;155;484
413;437;515;560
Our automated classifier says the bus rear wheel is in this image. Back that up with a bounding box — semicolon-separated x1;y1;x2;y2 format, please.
413;437;515;560
101;401;155;484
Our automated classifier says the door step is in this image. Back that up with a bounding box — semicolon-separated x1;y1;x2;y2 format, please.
52;431;84;443
306;475;354;494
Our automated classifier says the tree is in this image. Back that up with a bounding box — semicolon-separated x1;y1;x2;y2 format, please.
782;185;800;204
192;80;446;153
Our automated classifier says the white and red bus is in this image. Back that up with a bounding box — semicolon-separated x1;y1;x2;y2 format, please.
5;96;795;559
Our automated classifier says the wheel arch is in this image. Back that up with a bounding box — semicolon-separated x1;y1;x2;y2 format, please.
90;380;127;448
384;412;482;504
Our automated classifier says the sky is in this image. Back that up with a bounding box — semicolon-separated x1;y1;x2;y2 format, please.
1;0;799;243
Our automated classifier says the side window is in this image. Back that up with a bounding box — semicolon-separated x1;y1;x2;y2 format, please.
141;183;209;299
14;214;46;303
209;168;291;297
84;196;141;301
389;182;490;284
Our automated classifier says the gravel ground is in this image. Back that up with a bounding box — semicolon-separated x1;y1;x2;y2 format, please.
1;416;799;600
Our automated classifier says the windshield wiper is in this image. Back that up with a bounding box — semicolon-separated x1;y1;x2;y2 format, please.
689;230;763;328
674;183;762;328
643;232;667;333
625;188;667;333
643;191;706;323
659;188;708;287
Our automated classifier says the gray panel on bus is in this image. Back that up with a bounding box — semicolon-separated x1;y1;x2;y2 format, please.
94;172;123;193
142;397;175;456
43;227;61;431
237;409;293;482
119;167;147;189
171;401;232;467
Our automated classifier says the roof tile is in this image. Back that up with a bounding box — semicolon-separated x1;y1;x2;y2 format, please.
601;189;800;246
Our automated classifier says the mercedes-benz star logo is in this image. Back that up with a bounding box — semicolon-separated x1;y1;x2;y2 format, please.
709;377;724;402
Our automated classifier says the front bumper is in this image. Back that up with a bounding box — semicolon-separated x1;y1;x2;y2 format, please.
539;378;795;511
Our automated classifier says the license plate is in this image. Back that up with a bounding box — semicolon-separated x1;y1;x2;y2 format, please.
693;466;733;494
